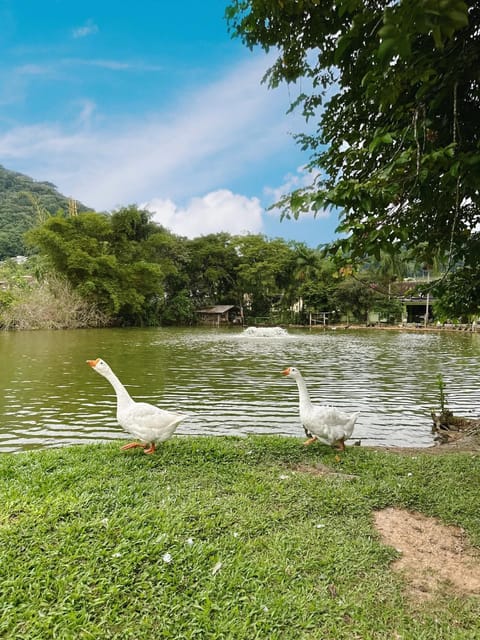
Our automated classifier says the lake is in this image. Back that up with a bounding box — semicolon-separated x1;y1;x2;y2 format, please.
1;326;479;453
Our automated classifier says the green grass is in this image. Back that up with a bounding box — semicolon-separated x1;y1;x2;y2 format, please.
1;436;479;639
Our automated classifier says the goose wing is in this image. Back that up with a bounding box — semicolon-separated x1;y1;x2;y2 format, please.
302;405;359;443
118;401;186;442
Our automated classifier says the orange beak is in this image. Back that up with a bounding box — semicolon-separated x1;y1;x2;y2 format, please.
281;367;291;376
86;358;100;368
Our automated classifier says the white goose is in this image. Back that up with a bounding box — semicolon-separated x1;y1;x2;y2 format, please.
87;358;186;454
282;366;359;450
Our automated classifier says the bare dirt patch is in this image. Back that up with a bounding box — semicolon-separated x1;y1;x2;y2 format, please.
374;507;480;600
368;438;480;455
291;462;359;480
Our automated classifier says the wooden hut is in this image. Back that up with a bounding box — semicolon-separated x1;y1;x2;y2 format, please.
195;305;242;326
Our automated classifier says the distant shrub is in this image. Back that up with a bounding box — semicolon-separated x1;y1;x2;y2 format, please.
1;275;109;330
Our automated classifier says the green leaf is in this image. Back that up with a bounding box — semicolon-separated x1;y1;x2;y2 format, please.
368;133;394;152
334;34;352;64
448;9;469;29
432;25;443;48
377;38;397;62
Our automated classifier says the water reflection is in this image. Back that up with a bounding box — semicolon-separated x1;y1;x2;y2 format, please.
1;327;479;452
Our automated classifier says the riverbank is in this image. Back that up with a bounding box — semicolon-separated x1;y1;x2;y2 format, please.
1;436;479;639
295;322;480;333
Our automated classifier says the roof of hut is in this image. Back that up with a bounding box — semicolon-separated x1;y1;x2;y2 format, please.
196;305;237;314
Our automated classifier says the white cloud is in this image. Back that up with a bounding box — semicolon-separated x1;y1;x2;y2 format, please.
144;190;264;237
265;166;331;219
16;64;52;76
0;123;88;158
63;58;162;71
264;165;311;204
76;99;97;127
0;64;55;106
72;20;99;39
0;54;321;245
0;53;299;211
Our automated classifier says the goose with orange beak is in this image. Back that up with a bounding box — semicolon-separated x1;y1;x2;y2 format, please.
87;358;186;454
282;366;359;450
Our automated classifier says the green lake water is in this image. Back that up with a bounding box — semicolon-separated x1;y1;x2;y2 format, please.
1;326;480;452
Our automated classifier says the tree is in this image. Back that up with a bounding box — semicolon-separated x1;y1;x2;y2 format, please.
186;233;240;306
226;1;479;299
234;234;296;317
332;276;378;323
299;256;338;316
433;262;480;321
291;243;321;285
147;230;194;325
284;243;337;317
26;208;166;325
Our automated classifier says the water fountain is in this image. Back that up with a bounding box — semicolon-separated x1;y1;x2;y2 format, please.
241;326;290;337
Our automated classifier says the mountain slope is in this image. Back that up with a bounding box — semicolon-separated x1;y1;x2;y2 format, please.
0;165;90;260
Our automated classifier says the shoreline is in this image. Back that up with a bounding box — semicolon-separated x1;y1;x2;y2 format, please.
285;322;480;334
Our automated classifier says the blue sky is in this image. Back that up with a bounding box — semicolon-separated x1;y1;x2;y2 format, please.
0;0;339;247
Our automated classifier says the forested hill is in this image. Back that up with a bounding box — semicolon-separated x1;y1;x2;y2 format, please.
0;165;90;260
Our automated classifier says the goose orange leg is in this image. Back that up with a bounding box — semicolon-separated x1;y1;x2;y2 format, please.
120;442;144;451
333;439;346;462
143;443;156;455
303;436;318;446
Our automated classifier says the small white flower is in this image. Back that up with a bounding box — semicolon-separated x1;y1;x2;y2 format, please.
211;561;222;575
262;605;269;612
407;472;413;477
233;532;239;538
162;552;172;563
315;523;325;529
186;537;194;546
112;552;122;558
279;474;290;480
101;518;109;526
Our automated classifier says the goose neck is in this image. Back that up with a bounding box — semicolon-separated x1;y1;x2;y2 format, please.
104;369;133;408
295;375;312;408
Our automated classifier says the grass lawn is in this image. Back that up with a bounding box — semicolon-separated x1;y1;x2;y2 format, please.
1;436;479;639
